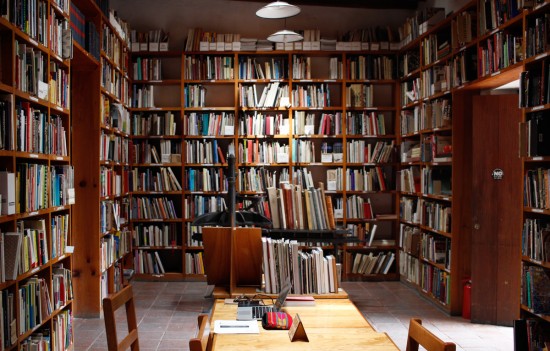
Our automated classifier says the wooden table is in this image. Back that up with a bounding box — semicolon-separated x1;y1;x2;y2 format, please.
209;298;399;350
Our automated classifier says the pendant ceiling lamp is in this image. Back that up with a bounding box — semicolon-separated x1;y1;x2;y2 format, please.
256;1;301;19
267;29;303;43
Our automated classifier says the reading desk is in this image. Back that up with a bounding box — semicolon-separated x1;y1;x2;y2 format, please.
209;298;399;350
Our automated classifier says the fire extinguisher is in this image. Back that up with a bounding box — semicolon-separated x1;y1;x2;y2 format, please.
462;278;472;319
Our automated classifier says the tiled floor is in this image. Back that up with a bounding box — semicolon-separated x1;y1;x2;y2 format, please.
74;281;514;350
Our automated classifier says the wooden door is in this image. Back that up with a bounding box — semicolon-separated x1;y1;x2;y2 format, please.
471;94;522;326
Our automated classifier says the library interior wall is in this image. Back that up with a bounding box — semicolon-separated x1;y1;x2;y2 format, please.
111;0;412;48
109;0;470;58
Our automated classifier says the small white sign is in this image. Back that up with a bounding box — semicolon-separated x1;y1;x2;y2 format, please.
321;153;333;163
277;153;289;163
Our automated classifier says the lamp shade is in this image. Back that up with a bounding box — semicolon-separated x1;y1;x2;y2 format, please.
267;29;303;43
256;1;301;19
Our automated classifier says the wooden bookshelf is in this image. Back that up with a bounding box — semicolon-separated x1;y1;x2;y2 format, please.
122;47;402;287
71;0;133;317
518;0;550;343
0;0;74;349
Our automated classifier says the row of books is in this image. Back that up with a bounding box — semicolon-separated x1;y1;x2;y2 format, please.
266;181;336;230
183;195;226;219
133;57;162;81
349;251;395;275
183;139;228;164
185;252;204;274
525;13;549;59
239;82;289;108
292;56;342;80
479;0;522;35
52;264;73;309
262;238;339;295
133;223;179;248
401;78;421;105
18;276;52;335
132;111;177;136
346;111;388;136
16;103;67;155
420;263;450;304
238;140;289;164
293;112;342;136
50;165;74;207
345;195;375;219
421;65;451;97
184;168;227;192
7;0;48;45
292;84;332;108
100;199;128;234
184;56;234;80
130;166;182;192
100;167;124;197
421;234;451;269
132;84;155;108
15;42;48;98
130;197;179;220
51;214;70;260
0;219;68;282
346;140;394;164
346;55;396;80
49;62;70;109
478;32;522;77
238;57;288;80
183;84;207;108
521;218;550;262
102;100;131;133
327;166;388;192
420;167;452;196
102;23;127;68
100;132;130;163
1;289;17;348
0;97;13;151
130;139;181;164
523;167;550;210
100;230;132;272
398;7;445;46
238;112;288;136
422;35;451;66
521;264;550;314
134;250;165;275
421;200;452;233
400;98;452;135
184;112;235;136
519;66;550;109
52;309;72;351
346;84;372;108
101;59;131;104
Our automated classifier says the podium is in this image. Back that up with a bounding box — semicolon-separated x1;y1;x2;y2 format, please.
202;226;263;298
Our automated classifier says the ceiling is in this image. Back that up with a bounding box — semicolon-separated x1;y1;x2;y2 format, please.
231;0;422;10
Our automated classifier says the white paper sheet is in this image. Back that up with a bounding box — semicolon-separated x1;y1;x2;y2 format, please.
214;320;260;334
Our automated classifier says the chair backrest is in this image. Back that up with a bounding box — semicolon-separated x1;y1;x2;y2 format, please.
189;314;212;351
103;285;140;351
406;318;456;351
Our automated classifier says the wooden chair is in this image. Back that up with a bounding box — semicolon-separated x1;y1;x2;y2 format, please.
103;285;140;351
406;318;456;351
189;314;212;351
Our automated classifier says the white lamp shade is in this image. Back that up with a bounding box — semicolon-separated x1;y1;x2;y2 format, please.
256;1;301;19
267;29;303;43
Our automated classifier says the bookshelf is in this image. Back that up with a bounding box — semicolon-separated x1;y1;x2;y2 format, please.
71;0;133;317
121;47;402;285
0;0;74;349
518;0;550;345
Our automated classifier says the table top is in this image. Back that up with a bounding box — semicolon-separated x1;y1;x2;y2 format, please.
210;298;399;351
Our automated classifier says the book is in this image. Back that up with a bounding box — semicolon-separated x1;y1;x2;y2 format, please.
284;296;316;306
3;232;21;280
0;172;15;215
367;224;378;247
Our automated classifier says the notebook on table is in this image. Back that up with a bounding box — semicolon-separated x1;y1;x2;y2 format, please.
236;279;292;320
